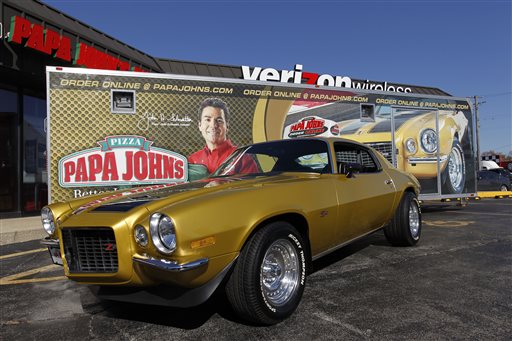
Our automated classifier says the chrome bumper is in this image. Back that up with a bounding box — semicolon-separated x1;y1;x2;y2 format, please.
408;155;448;164
133;255;208;272
40;238;60;247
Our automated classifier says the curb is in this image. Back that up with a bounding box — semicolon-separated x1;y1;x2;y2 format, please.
0;229;46;246
432;192;512;203
475;191;512;200
0;216;45;246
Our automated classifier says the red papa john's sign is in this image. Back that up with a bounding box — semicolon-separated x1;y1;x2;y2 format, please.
8;15;146;72
284;116;340;138
58;136;187;187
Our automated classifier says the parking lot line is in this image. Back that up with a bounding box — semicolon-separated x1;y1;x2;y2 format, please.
0;264;66;285
0;248;47;260
423;220;474;227
470;202;512;206
445;211;511;217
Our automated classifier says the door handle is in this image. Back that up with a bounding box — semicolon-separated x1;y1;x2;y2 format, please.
385;179;393;185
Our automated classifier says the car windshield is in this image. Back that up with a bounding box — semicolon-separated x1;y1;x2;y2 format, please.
211;139;331;177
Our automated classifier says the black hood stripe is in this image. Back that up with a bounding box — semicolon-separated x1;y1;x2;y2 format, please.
91;200;151;212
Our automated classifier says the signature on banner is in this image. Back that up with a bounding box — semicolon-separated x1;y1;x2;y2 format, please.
137;112;193;130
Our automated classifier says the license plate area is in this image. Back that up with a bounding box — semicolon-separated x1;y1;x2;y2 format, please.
48;246;63;266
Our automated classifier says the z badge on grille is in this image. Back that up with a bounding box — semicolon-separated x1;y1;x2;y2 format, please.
104;243;117;251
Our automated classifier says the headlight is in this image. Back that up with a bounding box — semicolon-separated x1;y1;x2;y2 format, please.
420;129;438;153
41;207;55;235
149;213;176;254
134;225;148;247
405;138;417;154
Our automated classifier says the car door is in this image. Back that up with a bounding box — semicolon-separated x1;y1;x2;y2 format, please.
477;171;492;191
332;142;397;243
489;172;501;190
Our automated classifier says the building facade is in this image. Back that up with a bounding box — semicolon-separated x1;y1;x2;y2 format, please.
0;0;449;217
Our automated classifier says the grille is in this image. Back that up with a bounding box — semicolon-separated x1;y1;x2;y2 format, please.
61;228;118;273
365;142;393;163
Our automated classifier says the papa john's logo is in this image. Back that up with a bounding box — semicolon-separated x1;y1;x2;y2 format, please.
58;135;188;187
283;116;340;139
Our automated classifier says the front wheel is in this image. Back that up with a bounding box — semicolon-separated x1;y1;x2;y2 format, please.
384;192;422;246
500;184;509;192
442;138;465;194
225;222;307;325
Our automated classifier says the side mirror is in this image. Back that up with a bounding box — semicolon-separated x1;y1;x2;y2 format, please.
338;162;363;178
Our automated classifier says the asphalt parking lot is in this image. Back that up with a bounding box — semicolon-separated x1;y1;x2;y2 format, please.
1;199;511;340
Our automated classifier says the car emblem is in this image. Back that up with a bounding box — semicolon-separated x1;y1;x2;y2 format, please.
104;243;116;251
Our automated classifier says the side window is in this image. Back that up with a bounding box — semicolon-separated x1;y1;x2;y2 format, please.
255;154;277;173
296;152;330;172
479;172;491;180
359;149;379;172
334;143;380;173
489;172;499;180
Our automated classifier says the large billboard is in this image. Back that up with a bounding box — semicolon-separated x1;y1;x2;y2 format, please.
47;67;476;202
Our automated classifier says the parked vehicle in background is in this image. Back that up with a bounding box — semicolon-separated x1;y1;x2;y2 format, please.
487;168;512;184
501;160;512;172
477;170;511;192
481;160;501;170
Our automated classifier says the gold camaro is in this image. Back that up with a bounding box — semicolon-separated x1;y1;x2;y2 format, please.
41;137;421;325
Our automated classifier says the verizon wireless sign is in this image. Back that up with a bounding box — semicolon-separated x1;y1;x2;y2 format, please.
58;136;187;187
242;64;412;93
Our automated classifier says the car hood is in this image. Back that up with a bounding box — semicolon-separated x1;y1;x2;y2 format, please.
71;173;320;215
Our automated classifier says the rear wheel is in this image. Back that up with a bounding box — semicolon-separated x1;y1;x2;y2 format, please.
225;222;307;325
500;184;508;192
384;192;421;246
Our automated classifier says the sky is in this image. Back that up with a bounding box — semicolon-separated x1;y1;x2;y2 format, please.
43;0;512;155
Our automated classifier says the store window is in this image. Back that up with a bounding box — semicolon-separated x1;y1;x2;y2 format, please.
23;95;47;212
0;89;18;212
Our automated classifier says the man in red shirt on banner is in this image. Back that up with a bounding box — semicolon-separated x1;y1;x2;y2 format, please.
188;98;258;175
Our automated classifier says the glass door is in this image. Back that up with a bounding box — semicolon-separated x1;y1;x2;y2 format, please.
0;89;19;212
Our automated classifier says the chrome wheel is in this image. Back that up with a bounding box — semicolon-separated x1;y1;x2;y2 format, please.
448;146;464;191
261;239;299;307
409;201;420;240
500;185;508;192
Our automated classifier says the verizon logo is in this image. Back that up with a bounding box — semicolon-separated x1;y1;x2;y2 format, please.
241;64;411;93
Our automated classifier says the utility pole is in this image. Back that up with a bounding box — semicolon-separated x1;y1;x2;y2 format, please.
473;95;485;170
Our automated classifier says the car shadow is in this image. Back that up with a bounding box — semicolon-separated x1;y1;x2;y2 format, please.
81;287;240;329
420;203;465;213
311;230;390;274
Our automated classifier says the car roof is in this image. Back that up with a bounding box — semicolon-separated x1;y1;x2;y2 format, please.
243;137;370;149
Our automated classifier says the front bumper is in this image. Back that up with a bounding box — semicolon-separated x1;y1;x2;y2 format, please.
132;255;208;272
41;237;209;275
41;236;236;289
41;238;60;247
408;155;448;164
90;257;235;308
402;155;448;178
